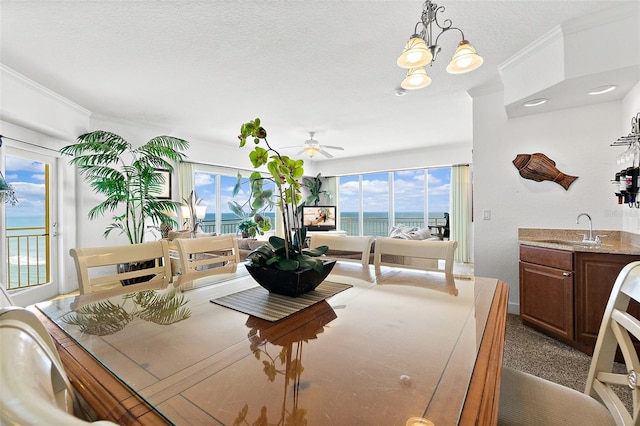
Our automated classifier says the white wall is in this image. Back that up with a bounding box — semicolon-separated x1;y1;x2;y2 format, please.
622;81;640;232
0;65;91;304
472;87;637;313
319;142;472;176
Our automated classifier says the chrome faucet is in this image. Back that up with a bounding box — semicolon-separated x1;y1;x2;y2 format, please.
576;213;596;243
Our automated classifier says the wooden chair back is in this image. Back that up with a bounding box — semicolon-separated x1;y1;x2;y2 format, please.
373;238;457;274
309;234;374;268
172;234;240;289
585;260;640;425
69;240;172;295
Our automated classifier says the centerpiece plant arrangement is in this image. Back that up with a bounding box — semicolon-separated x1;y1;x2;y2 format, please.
236;118;329;274
60;131;189;244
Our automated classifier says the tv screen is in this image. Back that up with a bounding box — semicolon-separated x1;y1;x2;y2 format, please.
302;206;337;231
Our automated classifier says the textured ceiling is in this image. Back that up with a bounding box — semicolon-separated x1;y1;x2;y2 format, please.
1;1;637;161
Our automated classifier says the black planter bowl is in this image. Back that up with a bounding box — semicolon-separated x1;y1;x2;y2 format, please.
245;260;336;297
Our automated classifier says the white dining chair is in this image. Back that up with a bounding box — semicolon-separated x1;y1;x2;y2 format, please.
499;261;640;426
70;240;172;295
373;237;457;274
309;234;374;268
0;307;117;425
172;234;240;290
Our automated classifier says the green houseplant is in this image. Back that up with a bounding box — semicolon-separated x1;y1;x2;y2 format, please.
237;118;332;295
60;130;189;244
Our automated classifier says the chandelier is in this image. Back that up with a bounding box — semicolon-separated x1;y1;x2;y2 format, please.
397;0;483;90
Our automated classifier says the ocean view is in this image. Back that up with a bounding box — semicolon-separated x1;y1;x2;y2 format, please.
5;211;446;287
6;216;48;288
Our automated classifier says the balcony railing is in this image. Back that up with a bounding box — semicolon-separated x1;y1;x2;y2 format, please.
198;217;446;237
3;217;445;289
5;226;49;290
341;217;446;237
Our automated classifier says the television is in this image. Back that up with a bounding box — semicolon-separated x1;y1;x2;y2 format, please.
302;205;337;231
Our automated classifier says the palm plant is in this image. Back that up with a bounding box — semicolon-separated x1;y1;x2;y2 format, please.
60;130;189;244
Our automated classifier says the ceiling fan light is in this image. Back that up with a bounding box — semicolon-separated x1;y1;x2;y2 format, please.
446;40;483;74
401;67;432;90
397;36;432;69
304;146;320;157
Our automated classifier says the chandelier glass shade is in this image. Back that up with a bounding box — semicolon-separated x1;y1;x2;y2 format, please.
397;36;432;69
446;40;484;74
397;0;482;88
401;67;432;90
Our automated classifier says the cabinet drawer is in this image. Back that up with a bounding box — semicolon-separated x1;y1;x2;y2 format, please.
520;245;573;270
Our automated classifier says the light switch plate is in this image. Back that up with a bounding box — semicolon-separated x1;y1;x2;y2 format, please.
482;209;491;220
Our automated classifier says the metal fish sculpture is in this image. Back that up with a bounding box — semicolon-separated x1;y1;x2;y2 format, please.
513;153;578;190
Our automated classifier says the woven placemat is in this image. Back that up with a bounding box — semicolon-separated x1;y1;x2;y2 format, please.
210;281;351;321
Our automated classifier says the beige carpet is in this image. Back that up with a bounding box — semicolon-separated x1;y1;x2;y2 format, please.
503;314;632;411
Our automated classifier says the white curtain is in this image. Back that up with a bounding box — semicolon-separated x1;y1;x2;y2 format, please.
177;162;195;230
451;165;470;263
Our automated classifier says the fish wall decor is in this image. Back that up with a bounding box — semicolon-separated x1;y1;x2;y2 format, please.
512;153;578;190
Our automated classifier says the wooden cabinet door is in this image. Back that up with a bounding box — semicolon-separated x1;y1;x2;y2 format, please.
574;252;640;352
520;261;574;341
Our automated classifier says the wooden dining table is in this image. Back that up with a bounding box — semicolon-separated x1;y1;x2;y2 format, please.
32;263;508;426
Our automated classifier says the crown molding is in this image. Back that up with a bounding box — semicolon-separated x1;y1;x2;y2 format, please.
498;26;563;75
1;63;91;117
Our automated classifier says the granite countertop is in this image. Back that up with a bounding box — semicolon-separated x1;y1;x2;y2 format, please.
518;228;640;255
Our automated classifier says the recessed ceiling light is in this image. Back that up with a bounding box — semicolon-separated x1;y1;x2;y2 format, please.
523;98;548;107
588;85;616;95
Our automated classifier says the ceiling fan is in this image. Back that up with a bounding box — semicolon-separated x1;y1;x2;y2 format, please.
281;132;344;158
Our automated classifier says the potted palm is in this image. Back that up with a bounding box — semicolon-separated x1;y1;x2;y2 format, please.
60;130;189;244
237;118;332;296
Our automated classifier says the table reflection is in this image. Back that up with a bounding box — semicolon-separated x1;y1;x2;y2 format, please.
239;302;337;425
62;289;191;335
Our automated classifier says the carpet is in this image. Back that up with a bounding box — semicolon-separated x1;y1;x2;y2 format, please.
503;314;632;411
211;281;352;321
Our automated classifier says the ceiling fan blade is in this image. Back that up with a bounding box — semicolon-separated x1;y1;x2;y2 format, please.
295;150;305;156
276;145;300;150
318;149;334;158
320;145;344;151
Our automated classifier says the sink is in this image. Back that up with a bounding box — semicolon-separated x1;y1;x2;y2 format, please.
536;239;611;247
537;239;588;246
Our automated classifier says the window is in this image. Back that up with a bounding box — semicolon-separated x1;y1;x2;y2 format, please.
427;167;451;228
362;172;389;237
194;171;216;232
393;169;426;229
339;175;360;236
4;154;51;289
190;166;276;236
339;167;451;237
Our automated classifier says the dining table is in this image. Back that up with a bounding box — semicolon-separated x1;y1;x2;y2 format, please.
31;262;508;426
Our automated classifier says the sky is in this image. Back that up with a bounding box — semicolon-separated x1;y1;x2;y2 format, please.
4;154;450;223
339;168;451;214
194;167;451;217
4;155;46;221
